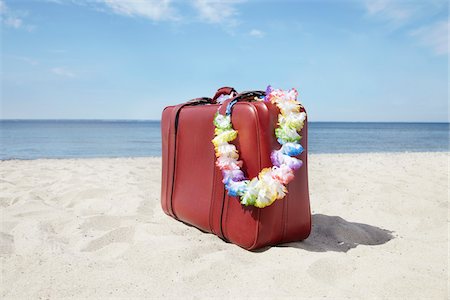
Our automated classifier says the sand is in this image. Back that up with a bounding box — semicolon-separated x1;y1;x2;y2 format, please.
0;153;448;299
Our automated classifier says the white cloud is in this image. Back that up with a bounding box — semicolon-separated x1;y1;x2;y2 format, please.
51;67;75;78
365;0;413;24
249;29;264;38
0;0;34;31
364;0;447;55
97;0;178;21
364;0;446;26
48;0;246;30
4;16;22;28
192;0;242;24
410;20;448;55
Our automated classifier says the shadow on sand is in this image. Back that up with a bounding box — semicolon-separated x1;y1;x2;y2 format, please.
277;214;394;252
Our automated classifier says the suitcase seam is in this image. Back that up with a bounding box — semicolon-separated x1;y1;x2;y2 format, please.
168;108;178;219
283;107;310;243
161;107;170;216
246;103;262;250
281;186;288;243
209;164;216;234
210;165;225;238
220;103;260;249
168;105;186;220
171;130;179;219
165;107;176;218
219;193;228;242
216;169;227;241
303;110;313;239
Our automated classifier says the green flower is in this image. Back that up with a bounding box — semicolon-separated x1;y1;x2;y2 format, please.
213;112;232;130
275;126;301;143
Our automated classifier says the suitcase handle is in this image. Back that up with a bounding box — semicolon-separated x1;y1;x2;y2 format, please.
187;97;214;104
219;90;266;115
212;87;238;103
233;91;265;102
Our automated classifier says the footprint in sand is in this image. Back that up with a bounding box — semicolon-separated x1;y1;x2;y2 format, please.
81;227;134;252
80;215;122;231
0;232;14;255
307;257;355;285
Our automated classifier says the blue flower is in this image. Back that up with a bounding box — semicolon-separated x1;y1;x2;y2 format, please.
281;143;304;156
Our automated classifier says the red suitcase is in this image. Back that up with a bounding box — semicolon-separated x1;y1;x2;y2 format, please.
161;87;311;250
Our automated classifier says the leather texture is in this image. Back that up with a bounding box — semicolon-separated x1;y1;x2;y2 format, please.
161;90;311;250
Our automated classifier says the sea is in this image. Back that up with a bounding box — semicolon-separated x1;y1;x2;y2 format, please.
0;120;448;160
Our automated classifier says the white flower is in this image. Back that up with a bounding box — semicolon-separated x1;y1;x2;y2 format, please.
217;144;237;155
298;112;306;122
256;187;277;207
240;178;259;205
214;114;231;129
278;112;305;130
216;156;241;170
283;126;301;141
277;101;300;115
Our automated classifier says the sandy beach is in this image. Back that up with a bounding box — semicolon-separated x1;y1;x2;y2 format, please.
1;152;448;299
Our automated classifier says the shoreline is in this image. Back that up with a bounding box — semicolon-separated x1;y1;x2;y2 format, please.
1;150;449;162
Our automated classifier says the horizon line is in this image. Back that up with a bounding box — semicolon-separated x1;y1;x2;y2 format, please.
1;119;449;124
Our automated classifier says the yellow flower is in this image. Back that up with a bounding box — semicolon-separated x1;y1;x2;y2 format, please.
215;144;239;159
277;100;300;115
212;130;237;147
254;186;278;208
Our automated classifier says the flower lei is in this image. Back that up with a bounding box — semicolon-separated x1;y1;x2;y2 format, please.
212;86;307;208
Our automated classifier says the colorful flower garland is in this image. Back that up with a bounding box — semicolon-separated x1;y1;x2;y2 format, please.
212;86;306;208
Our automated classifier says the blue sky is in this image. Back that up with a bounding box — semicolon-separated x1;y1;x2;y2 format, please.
1;0;448;121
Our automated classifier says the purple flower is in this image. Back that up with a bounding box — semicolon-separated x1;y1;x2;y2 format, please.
264;85;273;102
271;150;303;170
222;169;245;183
270;150;282;167
286;157;303;170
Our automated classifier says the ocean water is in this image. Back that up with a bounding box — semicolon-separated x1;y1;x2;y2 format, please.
0;120;448;160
